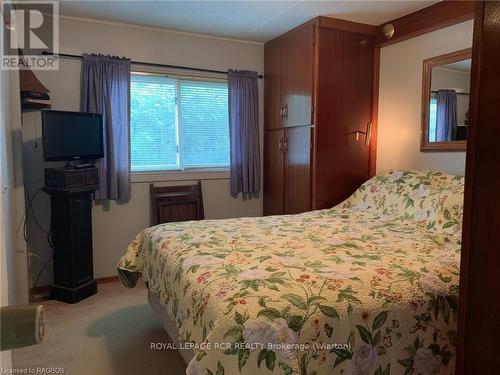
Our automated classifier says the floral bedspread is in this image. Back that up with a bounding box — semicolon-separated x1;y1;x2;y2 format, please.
118;170;464;375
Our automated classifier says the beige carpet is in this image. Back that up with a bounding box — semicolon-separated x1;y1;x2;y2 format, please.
12;282;186;375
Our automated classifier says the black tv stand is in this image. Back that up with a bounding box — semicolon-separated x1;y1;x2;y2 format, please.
43;186;98;303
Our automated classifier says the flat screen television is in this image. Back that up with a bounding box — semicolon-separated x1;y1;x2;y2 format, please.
42;110;104;161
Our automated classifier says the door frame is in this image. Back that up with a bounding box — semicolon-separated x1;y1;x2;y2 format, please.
456;1;500;373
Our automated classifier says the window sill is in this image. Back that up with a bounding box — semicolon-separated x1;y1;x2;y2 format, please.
131;168;230;183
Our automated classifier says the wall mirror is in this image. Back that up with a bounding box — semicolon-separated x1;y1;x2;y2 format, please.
421;48;472;151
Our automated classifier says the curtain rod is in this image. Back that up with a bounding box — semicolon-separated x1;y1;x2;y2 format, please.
431;90;470;95
41;51;263;79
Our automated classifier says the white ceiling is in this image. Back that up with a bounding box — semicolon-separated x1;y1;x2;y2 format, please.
56;0;440;42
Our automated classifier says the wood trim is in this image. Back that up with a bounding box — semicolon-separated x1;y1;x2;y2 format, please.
375;1;475;47
420;48;472;152
131;169;229;183
369;46;380;178
318;16;377;36
456;2;500;373
310;24;320;210
267;16;377;45
420;140;467;152
97;276;120;284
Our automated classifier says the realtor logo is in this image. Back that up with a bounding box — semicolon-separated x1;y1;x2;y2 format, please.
1;1;59;70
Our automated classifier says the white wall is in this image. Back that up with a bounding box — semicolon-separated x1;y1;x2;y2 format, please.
0;57;29;306
22;16;264;286
0;50;13;372
1;37;29;368
377;20;473;175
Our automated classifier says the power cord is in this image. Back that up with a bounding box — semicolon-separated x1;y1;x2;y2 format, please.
22;186;54;301
31;254;53;300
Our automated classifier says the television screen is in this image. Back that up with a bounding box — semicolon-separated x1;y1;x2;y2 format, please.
42;110;104;161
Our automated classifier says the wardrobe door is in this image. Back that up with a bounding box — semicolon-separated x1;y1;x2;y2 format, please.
264;38;282;130
313;27;373;210
281;24;314;128
263;129;285;215
284;126;311;214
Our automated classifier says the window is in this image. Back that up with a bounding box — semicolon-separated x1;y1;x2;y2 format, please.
429;97;438;142
130;73;230;172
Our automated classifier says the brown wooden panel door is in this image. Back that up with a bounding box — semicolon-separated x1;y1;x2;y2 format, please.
281;24;314;128
338;31;373;194
284;126;311;214
263;129;285;215
264;38;282;130
313;27;373;210
312;27;343;209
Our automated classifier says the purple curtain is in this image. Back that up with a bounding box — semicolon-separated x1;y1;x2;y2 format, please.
80;54;131;201
435;89;457;142
228;70;260;197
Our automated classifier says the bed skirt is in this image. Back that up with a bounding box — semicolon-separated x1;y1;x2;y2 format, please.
147;289;195;365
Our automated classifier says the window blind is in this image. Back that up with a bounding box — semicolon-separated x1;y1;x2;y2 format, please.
130;74;178;171
179;80;229;168
130;73;229;172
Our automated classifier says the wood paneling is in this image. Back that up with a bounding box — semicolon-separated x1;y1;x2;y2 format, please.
456;2;500;374
284;126;311;214
313;28;373;209
264;39;282;130
369;46;380;178
340;31;373;193
263;129;285;215
281;23;314;128
319;16;377;36
313;27;343;209
375;1;475;47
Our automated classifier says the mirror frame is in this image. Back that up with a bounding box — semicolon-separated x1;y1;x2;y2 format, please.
421;48;472;152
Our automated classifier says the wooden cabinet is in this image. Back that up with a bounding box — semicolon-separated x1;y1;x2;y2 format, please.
263;126;311;215
263;129;285;215
264;39;281;131
281;24;314;128
284;126;311;214
264;24;314;130
264;17;375;215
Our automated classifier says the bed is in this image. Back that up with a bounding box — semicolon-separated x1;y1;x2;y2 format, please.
118;170;464;375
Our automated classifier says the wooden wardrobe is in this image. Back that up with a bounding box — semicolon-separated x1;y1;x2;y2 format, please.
263;17;375;215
